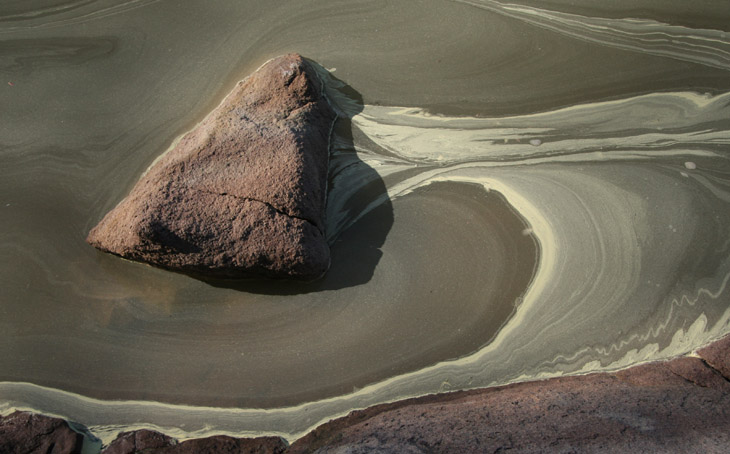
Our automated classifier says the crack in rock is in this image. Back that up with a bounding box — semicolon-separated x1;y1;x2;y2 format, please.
200;188;325;236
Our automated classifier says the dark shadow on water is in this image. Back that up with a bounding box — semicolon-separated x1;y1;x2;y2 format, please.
200;68;394;295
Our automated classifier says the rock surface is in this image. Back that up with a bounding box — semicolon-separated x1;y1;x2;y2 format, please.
287;336;730;454
698;333;730;379
100;430;174;454
0;411;84;454
87;54;335;280
102;430;287;454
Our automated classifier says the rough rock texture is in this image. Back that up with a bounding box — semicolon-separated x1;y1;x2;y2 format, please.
101;429;174;454
698;333;730;379
0;411;84;454
102;430;287;454
87;54;335;280
288;336;730;454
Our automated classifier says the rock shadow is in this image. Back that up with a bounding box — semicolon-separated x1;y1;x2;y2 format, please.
202;68;394;295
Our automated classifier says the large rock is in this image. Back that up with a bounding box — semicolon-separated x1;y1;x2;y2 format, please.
0;411;84;454
87;54;335;280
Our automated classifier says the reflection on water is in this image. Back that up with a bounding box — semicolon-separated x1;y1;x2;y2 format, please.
1;0;730;444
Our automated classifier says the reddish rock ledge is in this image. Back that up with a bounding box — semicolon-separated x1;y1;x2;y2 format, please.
87;54;335;280
3;334;729;453
102;429;287;454
288;334;730;453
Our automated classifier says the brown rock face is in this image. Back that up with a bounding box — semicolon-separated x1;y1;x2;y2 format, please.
0;411;84;454
101;429;174;454
87;54;335;280
287;335;730;454
698;334;730;380
102;430;287;454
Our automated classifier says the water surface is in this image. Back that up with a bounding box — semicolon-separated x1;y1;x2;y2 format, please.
1;0;730;443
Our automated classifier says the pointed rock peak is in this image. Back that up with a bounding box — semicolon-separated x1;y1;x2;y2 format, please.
87;54;335;280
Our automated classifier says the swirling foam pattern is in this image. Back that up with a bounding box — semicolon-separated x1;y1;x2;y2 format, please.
1;0;730;445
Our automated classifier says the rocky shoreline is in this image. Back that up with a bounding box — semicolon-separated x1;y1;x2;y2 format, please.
3;333;728;453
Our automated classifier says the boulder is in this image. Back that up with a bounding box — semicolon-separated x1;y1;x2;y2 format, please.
87;54;335;280
0;411;84;454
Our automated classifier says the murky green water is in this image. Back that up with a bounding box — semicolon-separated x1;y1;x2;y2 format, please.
2;0;730;443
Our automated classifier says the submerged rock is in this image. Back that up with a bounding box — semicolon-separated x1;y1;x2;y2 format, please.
87;54;335;280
